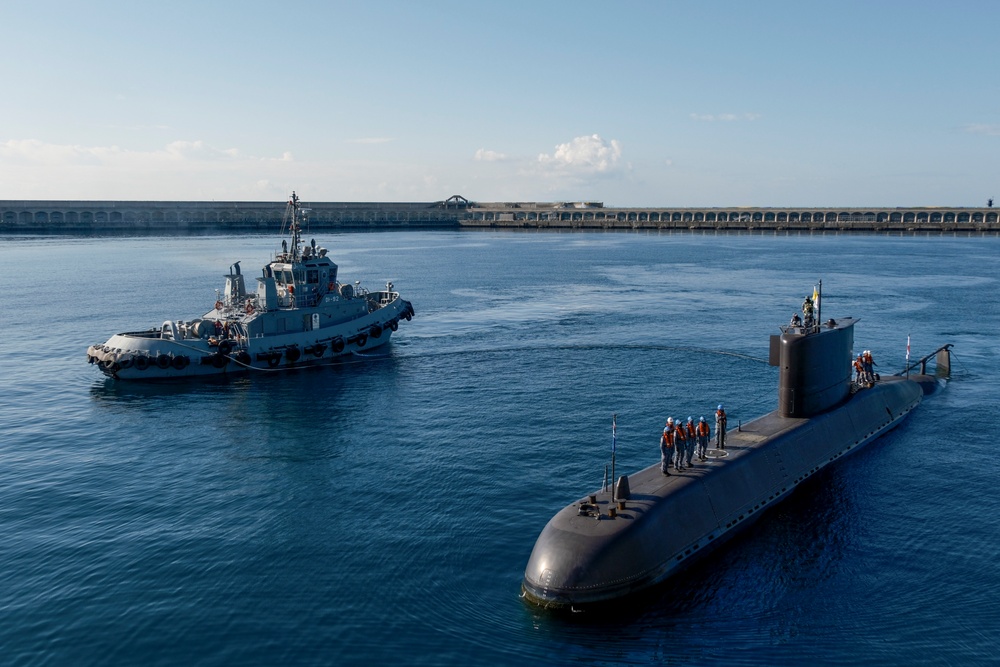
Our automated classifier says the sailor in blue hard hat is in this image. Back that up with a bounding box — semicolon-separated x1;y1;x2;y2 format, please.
673;418;688;471
684;417;696;467
696;416;710;460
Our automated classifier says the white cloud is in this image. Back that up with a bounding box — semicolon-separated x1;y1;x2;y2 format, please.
0;139;290;166
537;134;623;174
690;113;760;122
474;148;507;162
163;140;243;160
0;139;298;199
963;124;1000;136
0;139;121;166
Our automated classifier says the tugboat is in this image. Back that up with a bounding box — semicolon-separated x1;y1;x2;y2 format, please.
86;192;414;380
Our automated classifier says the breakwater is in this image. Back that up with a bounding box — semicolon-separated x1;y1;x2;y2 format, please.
2;196;997;233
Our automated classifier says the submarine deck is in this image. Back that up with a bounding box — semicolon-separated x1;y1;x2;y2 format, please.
523;375;929;607
576;376;935;531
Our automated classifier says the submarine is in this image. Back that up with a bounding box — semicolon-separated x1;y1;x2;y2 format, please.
521;311;951;610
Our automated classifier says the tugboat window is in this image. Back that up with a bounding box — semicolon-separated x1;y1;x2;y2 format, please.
307;269;318;284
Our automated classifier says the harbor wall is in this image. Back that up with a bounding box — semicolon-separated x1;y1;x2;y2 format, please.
2;198;998;234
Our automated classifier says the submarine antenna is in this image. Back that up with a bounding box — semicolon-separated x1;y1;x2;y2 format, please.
610;414;617;503
906;334;911;378
817;279;822;328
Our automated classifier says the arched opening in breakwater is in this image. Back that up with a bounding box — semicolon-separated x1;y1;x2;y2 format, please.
2;198;997;233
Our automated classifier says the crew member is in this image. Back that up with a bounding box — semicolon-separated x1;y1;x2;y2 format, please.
863;350;877;385
659;418;675;475
696;416;710;460
715;404;728;450
854;354;865;386
674;418;688;471
802;296;815;329
790;313;802;328
685;417;697;467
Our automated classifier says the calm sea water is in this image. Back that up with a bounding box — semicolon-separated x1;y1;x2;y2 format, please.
1;230;998;666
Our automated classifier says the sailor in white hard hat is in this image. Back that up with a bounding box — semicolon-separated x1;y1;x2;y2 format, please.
659;418;676;475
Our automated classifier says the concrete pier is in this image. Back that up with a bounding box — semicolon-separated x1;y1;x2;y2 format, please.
2;196;997;234
462;201;1000;232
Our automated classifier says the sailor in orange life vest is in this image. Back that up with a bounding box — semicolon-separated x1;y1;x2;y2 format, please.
684;417;697;467
659;418;675;476
854;354;865;385
696;416;711;460
863;350;877;385
715;405;728;450
673;418;689;471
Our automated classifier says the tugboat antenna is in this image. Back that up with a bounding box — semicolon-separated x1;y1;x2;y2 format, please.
287;191;302;262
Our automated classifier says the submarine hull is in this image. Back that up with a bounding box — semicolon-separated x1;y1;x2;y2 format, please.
522;377;925;609
522;317;943;610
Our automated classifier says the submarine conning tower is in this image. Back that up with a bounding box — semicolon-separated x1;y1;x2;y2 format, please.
769;317;857;418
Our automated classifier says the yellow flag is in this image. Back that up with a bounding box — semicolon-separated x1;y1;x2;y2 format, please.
812;285;820;309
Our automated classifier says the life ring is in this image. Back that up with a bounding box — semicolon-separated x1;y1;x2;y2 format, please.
267;353;281;368
215;300;223;310
312;343;327;357
285;346;301;362
156;354;171;369
172;355;189;370
218;340;233;356
331;338;345;354
245;302;255;315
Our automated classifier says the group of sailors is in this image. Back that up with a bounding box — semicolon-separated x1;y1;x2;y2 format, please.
854;349;878;387
789;295;816;330
659;406;727;475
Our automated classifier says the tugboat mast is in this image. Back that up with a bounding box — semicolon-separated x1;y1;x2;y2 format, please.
282;191;304;262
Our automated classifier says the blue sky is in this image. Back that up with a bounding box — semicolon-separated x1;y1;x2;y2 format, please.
1;1;997;206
